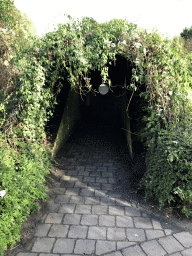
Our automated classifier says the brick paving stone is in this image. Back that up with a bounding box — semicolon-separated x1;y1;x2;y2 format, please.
101;196;116;205
32;238;55;253
17;254;38;256
96;177;108;183
90;171;101;177
83;176;96;182
58;204;75;214
63;213;81;224
122;244;146;256
141;240;167;256
53;238;75;253
88;226;107;239
39;254;59;256
88;182;101;189
85;196;100;204
146;229;165;239
107;227;126;240
173;232;192;247
51;187;66;194
60;180;75;188
165;229;174;235
74;239;96;254
55;195;71;204
104;252;123;256
65;188;80;196
99;215;115;226
181;248;192;255
34;224;51;236
152;219;162;229
124;207;141;216
80;188;95;196
126;228;146;242
116;216;134;228
48;224;69;237
68;225;88;238
74;180;87;188
115;199;132;207
75;166;85;171
102;172;113;177
95;190;108;197
45;213;63;224
117;241;136;250
134;217;153;229
69;195;85;204
158;236;184;254
96;240;116;255
97;167;108;172
81;214;98;225
78;171;89;176
75;204;91;214
102;184;113;190
109;206;124;215
92;205;108;214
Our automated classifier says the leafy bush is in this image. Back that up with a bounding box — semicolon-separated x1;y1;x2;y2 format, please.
140;129;192;217
0;133;52;254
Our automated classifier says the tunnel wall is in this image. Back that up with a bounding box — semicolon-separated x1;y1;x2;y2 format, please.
52;87;82;156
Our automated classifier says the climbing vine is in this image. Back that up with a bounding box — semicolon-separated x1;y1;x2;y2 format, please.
1;13;192;255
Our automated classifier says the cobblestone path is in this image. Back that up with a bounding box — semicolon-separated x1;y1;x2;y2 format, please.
15;107;192;256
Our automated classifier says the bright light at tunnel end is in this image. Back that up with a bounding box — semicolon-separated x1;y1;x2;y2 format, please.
98;84;109;95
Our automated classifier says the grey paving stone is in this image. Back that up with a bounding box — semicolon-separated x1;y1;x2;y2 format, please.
141;240;167;256
78;171;89;176
85;196;100;204
88;226;107;239
55;195;71;204
174;232;192;247
170;253;182;256
65;188;80;196
45;213;64;224
74;180;87;188
102;184;113;190
92;205;108;214
83;176;96;182
90;171;101;177
117;241;136;250
108;178;115;184
97;167;108;172
95;190;108;197
63;213;81;225
165;229;174;235
50;187;66;194
104;252;123;256
60;180;75;188
75;166;85;171
81;214;98;225
181;248;192;255
32;238;55;253
116;216;134;228
115;199;132;207
101;196;116;205
39;254;59;256
109;206;124;215
134;217;153;229
69;195;85;204
58;204;75;213
146;229;165;239
48;224;69;237
53;238;75;253
88;182;101;189
80;188;95;196
102;172;113;177
122;244;146;256
75;204;91;214
96;177;108;183
126;228;146;242
74;239;96;254
152;219;162;229
17;254;38;256
68;225;88;238
158;236;184;254
96;240;116;255
34;224;51;236
125;207;141;216
107;227;126;240
99;215;115;226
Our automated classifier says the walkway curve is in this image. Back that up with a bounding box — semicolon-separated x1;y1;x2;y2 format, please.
13;110;192;256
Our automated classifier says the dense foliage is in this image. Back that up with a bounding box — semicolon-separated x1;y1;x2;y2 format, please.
1;5;192;255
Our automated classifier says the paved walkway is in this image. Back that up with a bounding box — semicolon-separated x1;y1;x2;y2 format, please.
15;107;192;256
